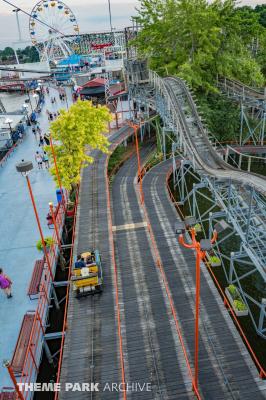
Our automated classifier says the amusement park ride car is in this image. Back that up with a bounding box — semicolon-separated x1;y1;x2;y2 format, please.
71;250;103;297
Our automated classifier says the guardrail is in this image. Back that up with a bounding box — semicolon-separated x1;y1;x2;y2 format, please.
54;191;79;400
13;203;65;400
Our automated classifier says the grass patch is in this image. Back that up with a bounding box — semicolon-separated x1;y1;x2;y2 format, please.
108;143;135;177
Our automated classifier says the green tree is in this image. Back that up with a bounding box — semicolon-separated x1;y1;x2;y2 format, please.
133;0;265;91
255;5;266;28
46;99;111;190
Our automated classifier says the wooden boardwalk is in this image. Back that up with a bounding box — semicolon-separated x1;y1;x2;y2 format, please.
111;145;194;400
59;130;266;399
59;126;133;400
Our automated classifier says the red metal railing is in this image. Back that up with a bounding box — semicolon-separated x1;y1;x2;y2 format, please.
54;127;134;399
16;203;65;400
54;187;79;400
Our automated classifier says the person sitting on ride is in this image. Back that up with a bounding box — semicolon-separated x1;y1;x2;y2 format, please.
74;255;86;269
85;253;96;265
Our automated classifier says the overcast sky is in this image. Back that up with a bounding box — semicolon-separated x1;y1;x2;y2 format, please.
0;0;264;49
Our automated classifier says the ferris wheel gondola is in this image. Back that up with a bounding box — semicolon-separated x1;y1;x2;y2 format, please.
29;0;80;62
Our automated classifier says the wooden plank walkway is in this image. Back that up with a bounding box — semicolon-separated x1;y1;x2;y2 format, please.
59;128;266;400
59;126;133;400
111;145;194;399
143;159;266;400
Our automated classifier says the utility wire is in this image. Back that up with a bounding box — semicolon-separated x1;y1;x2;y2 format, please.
1;0;66;37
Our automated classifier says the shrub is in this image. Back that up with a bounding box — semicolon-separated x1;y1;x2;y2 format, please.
209;256;220;264
36;237;55;252
194;223;202;233
228;284;238;299
233;300;247;311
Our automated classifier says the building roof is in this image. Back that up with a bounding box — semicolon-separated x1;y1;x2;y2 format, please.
82;78;106;88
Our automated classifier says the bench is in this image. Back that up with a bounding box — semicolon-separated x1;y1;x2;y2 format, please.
0;388;16;400
11;312;35;375
27;259;44;299
47;203;60;229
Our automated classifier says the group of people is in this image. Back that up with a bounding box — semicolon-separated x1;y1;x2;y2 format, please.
32;124;42;139
59;92;67;102
0;85;69;301
35;150;49;169
74;254;95;269
46;109;60;122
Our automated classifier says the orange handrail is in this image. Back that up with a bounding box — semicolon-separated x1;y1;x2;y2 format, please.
54;126;134;399
54;186;79;400
15;203;65;399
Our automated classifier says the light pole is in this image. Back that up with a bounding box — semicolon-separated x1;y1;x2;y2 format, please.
23;103;31;126
37;81;43;94
107;0;113;32
16;161;54;280
127;120;144;204
33;93;39;108
12;8;22;65
175;217;229;392
26;88;34;113
12;8;22;41
4;118;13;135
3;360;24;400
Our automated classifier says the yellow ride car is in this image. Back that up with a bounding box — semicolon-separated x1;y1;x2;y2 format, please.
71;250;103;297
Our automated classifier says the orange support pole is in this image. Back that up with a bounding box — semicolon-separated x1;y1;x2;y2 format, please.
26;176;53;280
128;122;144;204
5;361;25;400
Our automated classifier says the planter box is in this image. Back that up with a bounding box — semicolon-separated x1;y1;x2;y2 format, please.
206;251;221;267
225;287;248;317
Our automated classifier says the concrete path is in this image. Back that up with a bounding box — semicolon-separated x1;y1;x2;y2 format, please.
0;86;72;387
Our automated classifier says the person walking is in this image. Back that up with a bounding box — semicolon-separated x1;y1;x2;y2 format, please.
36;125;42;136
44;133;50;145
43;151;49;169
0;268;12;298
35;151;43;169
32;126;37;139
39;135;44;146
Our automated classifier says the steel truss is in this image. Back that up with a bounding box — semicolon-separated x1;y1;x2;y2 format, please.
126;63;266;338
66;28;134;56
172;160;266;337
218;77;266;146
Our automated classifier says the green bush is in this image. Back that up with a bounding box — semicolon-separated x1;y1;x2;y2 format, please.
233;300;247;311
228;284;239;299
194;223;202;233
36;237;55;252
209;256;220;264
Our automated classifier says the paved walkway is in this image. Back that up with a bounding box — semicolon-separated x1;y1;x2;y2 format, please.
0;86;72;387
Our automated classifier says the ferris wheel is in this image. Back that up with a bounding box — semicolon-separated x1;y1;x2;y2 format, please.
29;0;80;62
